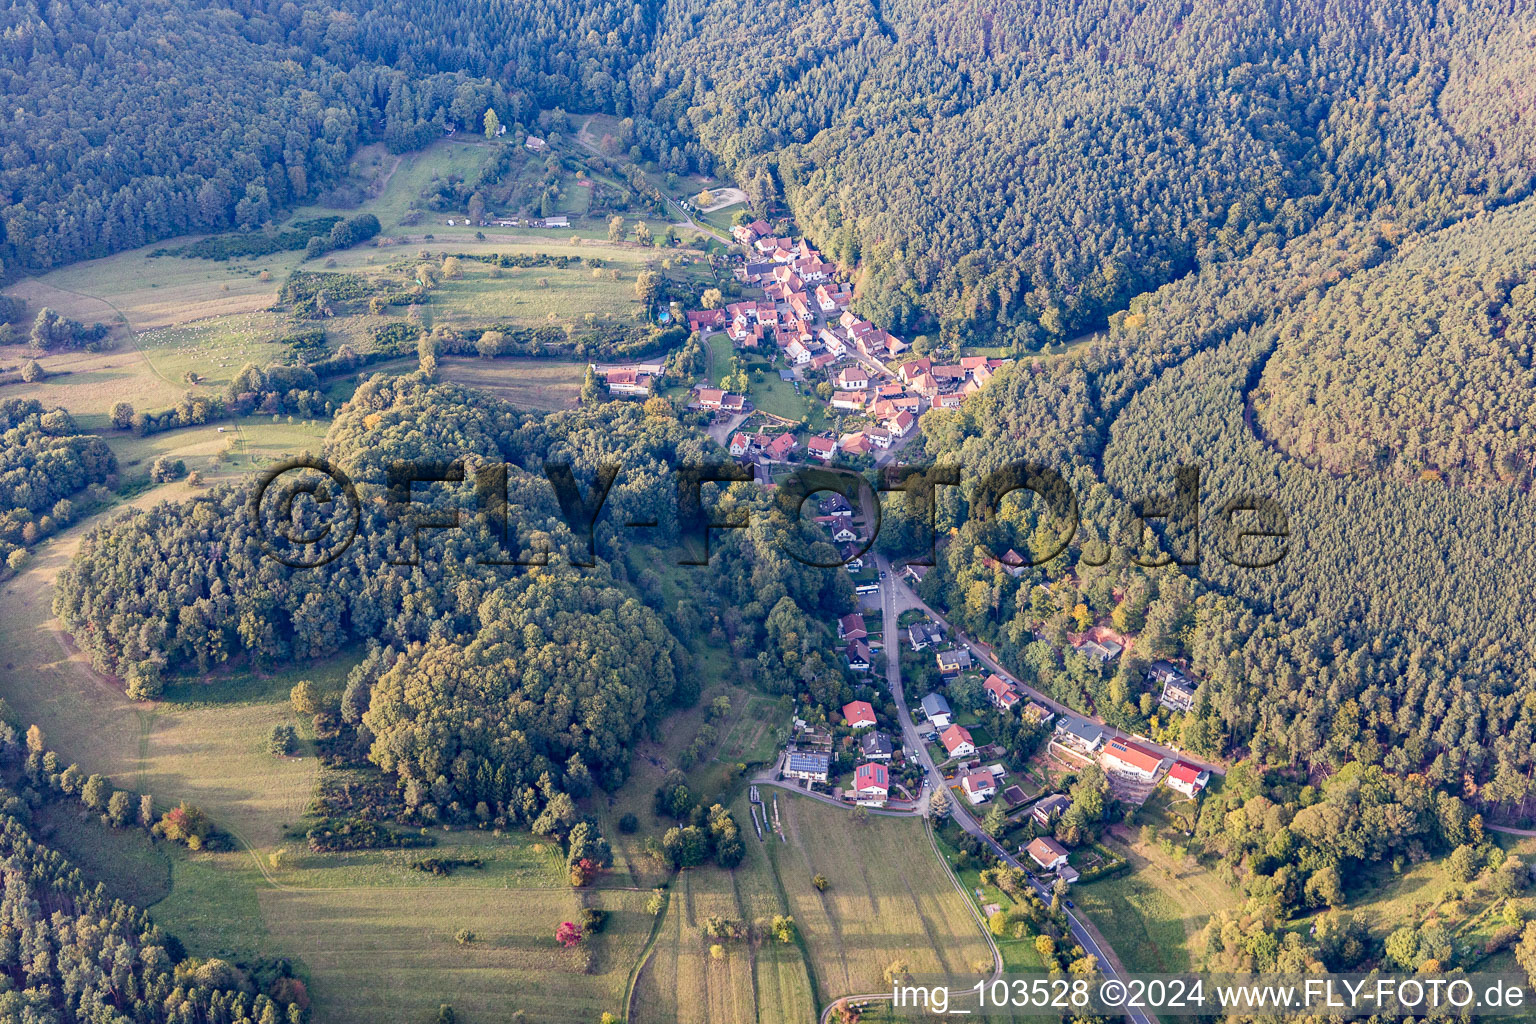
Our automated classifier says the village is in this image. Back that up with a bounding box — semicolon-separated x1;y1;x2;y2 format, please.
753;539;1217;894
587;218;1011;472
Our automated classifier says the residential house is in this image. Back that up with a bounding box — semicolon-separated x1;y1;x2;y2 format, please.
983;674;1021;710
836;366;870;390
524;135;547;152
601;369;653;397
845;639;872;672
838;613;868;641
903;564;930;585
920;693;953;728
1149;661;1198;712
729;433;753;457
853;762;890;807
784;750;830;783
1021;700;1056;726
840;545;865;572
819;330;847;356
765;433;797;461
910;372;940;399
818;494;854;517
808;436;838;461
935;647;973;676
1054;717;1105;753
939;724;976;758
832;390;869;412
1167;762;1212;798
687;309;726;332
696;388;727;411
1103;738;1163;781
865;426;892;449
886;409;917;437
1031;793;1071;828
842;700;877;729
1026;837;1070;872
837;432;871;457
860;731;895;762
898;357;932;385
815;284;841;313
908;621;943;650
1074;637;1123;662
935;392;967;410
785;339;812;364
960;769;998;804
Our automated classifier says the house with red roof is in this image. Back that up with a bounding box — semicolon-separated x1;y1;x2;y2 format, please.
808;436;838;461
853;762;890;806
1166;762;1212;798
838;613;868;641
765;433;797;460
686;309;726;332
939;724;975;758
832;390;869;412
960;769;997;804
838;432;871;456
1103;738;1163;781
898;357;933;384
983;674;1021;710
1026;836;1069;871
842;700;877;729
885;409;916;437
729;433;753;457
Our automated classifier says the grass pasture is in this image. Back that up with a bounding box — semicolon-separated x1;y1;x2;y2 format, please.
437;356;587;411
262;885;651;1024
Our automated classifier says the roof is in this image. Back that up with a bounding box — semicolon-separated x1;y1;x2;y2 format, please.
1035;793;1071;815
1055;717;1103;746
961;770;996;794
854;762;889;791
1027;836;1069;865
697;387;724;404
920;693;951;717
808;436;837;455
983;674;1018;703
1168;762;1209;786
860;731;894;757
839;613;867;635
1105;738;1162;775
729;432;751;450
939;723;974;754
936;647;972;669
785;751;830;774
842;700;876;727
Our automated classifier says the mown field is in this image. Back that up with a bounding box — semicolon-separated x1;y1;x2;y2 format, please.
631;792;993;1024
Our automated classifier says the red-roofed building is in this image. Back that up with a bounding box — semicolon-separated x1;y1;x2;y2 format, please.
832;390;869;412
765;433;796;460
835;366;870;390
843;700;877;729
1026;836;1069;871
686;309;726;332
983;674;1021;710
939;724;975;758
808;436;838;461
1103;738;1163;780
854;762;890;806
886;409;916;437
960;769;997;804
729;433;752;457
1166;762;1212;797
898;357;933;384
838;613;868;641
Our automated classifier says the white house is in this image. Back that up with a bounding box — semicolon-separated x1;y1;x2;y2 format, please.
960;769;997;804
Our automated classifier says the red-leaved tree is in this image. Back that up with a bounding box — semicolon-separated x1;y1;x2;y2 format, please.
556;921;583;948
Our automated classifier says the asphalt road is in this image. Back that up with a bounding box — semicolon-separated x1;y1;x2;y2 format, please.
874;553;1155;1024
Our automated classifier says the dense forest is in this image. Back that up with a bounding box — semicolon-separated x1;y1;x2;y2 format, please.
0;399;115;568
1254;200;1536;486
54;375;861;829
9;0;1534;354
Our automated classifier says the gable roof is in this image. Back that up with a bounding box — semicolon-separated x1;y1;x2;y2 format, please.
860;731;894;757
920;692;952;718
1168;762;1209;786
842;700;876;727
961;769;996;794
1105;738;1162;775
983;674;1019;704
939;723;974;754
1026;836;1069;865
854;762;889;791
